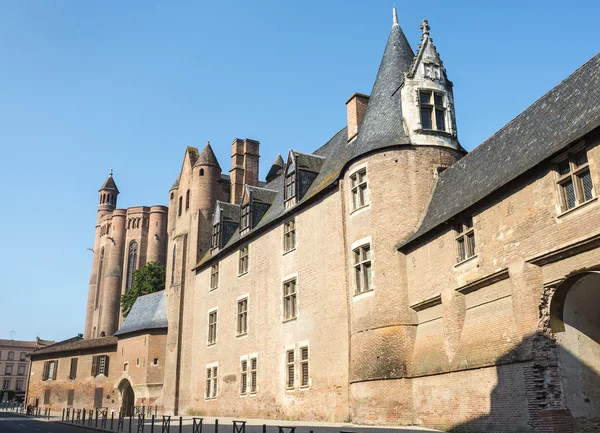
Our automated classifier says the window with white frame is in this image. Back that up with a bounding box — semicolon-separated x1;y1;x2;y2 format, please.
556;146;594;212
237;298;248;335
455;217;476;263
353;244;372;294
283;279;297;321
283;219;296;252
239;246;249;275
350;169;368;210
250;357;257;394
205;366;218;399
208;310;218;345
286;350;295;389
300;346;309;388
240;360;248;395
419;90;446;132
210;263;219;290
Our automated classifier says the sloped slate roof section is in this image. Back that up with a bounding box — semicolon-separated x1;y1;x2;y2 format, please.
195;143;221;169
353;22;413;154
99;175;119;193
114;291;167;336
400;52;600;249
295;151;325;173
248;185;278;204
31;336;117;357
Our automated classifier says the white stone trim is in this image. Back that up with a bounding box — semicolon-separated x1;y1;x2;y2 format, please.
351;236;372;251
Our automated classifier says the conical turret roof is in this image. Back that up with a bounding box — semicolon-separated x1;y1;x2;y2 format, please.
266;153;285;183
353;13;414;151
195;142;221;169
99;170;119;193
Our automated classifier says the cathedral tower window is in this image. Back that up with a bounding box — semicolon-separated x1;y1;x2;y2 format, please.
199;168;204;176
178;197;182;217
556;146;594;212
171;244;176;285
353;244;372;294
350;169;369;210
125;241;138;291
186;190;190;210
95;247;105;310
455;217;476;263
419;90;446;131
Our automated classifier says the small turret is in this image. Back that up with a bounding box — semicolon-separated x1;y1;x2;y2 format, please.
266;154;285;183
98;169;119;218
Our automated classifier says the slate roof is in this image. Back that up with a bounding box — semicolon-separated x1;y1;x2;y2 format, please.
99;174;119;193
215;201;241;223
195;143;221;169
30;336;117;357
266;154;285;182
247;185;278;204
399;51;600;249
0;339;54;349
294;151;326;173
114;291;168;336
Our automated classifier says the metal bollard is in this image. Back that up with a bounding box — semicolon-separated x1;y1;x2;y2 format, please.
62;408;65;422
179;416;182;433
215;419;219;433
263;424;266;433
96;409;99;427
151;415;155;433
112;412;115;430
129;415;133;433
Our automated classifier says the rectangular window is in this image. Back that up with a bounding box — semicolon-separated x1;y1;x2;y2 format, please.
237;298;248;336
455;217;476;263
69;358;78;380
20;352;26;361
240;360;248;395
5;365;13;375
206;366;218;399
300;346;309;388
91;355;109;377
7;351;14;361
250;357;257;394
286;350;295;390
353;244;372;294
283;219;296;252
350;169;369;210
239;246;249;275
67;389;75;406
283;279;297;321
3;379;10;389
284;173;296;201
17;365;25;376
556;147;594;212
210;263;219;290
208;310;218;345
419;90;446;131
94;388;103;408
45;360;58;380
241;204;250;230
15;380;23;391
211;223;220;249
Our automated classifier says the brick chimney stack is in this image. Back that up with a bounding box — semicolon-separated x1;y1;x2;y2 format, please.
346;93;370;142
230;138;260;204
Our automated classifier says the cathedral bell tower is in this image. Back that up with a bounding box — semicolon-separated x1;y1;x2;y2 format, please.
98;169;119;220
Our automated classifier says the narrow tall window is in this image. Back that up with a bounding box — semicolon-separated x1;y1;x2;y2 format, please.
208;310;218;345
178;196;182;217
239;246;249;275
210;263;219;290
211;223;220;249
69;358;78;380
284;163;296;201
185;190;190;210
17;365;25;375
2;379;10;390
126;240;138;292
206;366;218;399
15;380;23;391
419;90;446;131
237;298;248;335
95;247;105;310
20;352;26;361
91;355;109;377
240;360;248;395
283;219;296;252
300;346;309;388
5;365;12;375
556;147;594;212
353;244;372;294
350;169;368;210
250;357;257;394
7;351;14;361
241;204;250;230
455;217;476;263
283;279;297;320
286;350;295;389
171;244;176;285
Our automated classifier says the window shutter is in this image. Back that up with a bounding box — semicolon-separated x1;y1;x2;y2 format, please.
42;361;49;381
104;356;110;376
91;356;98;377
94;387;103;408
53;360;59;380
70;358;78;379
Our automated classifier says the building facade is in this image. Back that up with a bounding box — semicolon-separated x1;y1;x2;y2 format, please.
27;10;600;433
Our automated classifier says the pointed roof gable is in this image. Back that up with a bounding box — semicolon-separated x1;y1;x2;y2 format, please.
99;171;119;193
266;153;285;182
353;18;414;151
195;143;221;169
186;146;199;166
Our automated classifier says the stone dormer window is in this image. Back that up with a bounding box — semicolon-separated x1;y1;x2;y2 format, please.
419;90;446;132
240;204;250;231
284;164;297;202
211;223;220;250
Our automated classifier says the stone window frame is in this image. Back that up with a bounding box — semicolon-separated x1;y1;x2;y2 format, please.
238;245;249;276
554;143;595;214
207;307;218;346
300;345;310;389
249;354;258;395
418;89;447;132
455;216;476;264
19;352;26;362
283;218;296;253
7;351;14;361
240;203;251;231
15;379;24;391
4;364;13;375
349;167;369;212
205;362;218;400
211;222;221;250
353;243;373;295
237;296;249;336
284;165;297;202
210;263;219;291
17;364;26;376
3;379;11;390
285;348;295;390
282;277;298;322
240;356;248;396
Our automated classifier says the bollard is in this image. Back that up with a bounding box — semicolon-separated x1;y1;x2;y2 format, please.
151;415;155;433
179;416;182;433
129;415;133;433
62;408;65;422
215;419;219;433
112;412;115;430
263;424;266;433
96;409;99;427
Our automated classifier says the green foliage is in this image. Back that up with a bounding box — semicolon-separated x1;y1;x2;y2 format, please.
120;262;166;318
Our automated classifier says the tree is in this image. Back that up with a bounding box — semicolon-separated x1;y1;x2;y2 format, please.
121;262;166;318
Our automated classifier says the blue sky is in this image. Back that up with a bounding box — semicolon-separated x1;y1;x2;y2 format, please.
1;1;598;341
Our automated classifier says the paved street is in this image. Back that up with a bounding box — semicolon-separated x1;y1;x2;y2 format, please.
0;412;91;433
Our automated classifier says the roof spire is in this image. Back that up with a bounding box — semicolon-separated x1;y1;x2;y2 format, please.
392;6;399;26
420;19;430;40
109;168;113;176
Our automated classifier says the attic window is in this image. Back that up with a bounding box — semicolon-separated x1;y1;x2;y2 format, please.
241;204;250;230
211;223;220;249
284;165;296;201
419;90;446;132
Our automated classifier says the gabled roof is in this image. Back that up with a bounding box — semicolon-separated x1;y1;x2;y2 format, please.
99;173;119;193
114;291;167;336
195;143;221;169
247;185;278;205
294;151;326;173
170;178;180;190
400;52;600;249
213;201;241;225
186;146;199;166
266;154;285;182
30;336;117;357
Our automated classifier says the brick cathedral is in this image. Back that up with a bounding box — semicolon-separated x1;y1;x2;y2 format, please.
26;9;600;433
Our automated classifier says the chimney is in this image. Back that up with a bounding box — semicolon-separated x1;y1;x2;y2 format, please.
230;138;260;204
346;93;370;142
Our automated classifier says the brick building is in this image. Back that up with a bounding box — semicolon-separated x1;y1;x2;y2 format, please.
27;9;600;432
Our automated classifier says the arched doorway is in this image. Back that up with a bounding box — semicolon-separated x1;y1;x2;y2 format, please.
551;272;600;430
118;379;135;417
